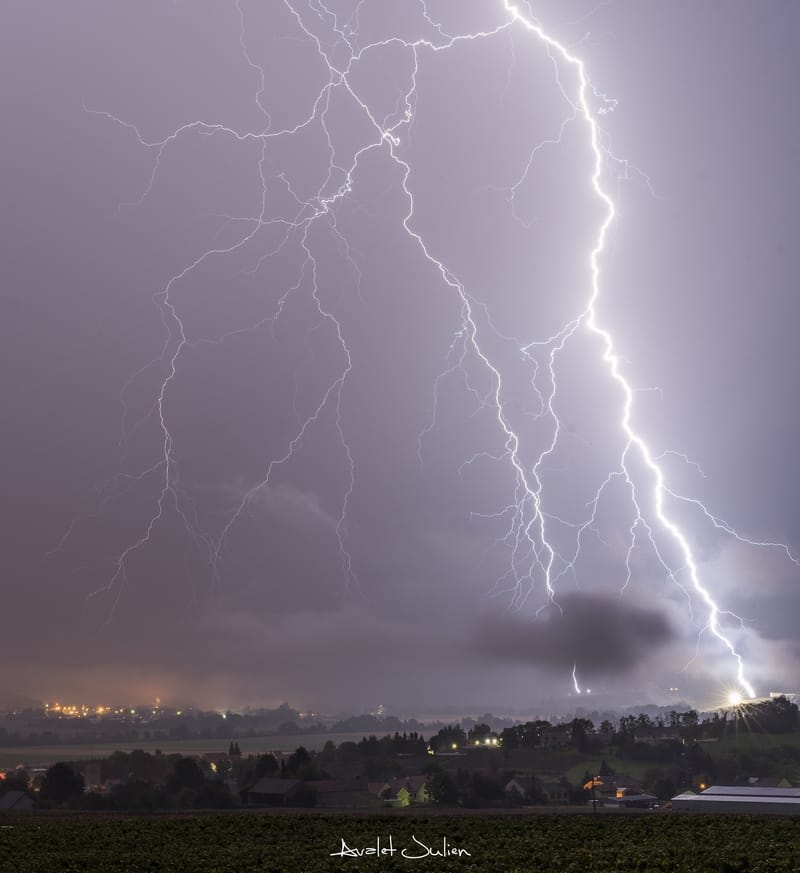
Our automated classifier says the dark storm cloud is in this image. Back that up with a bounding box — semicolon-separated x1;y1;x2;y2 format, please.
476;593;676;675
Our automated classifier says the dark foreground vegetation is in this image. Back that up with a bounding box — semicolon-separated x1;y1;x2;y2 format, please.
0;812;799;872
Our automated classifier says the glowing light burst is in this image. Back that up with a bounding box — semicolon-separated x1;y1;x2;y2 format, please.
727;690;743;708
54;1;800;698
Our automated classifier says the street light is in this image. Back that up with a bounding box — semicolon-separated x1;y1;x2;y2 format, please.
583;775;601;813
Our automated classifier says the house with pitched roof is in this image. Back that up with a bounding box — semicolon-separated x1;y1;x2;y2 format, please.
305;779;381;809
243;778;302;806
0;791;35;811
368;775;431;807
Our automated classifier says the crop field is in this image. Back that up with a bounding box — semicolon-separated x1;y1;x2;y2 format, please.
1;811;799;872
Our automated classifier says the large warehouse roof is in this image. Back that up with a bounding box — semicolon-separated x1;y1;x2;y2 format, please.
700;785;800;798
672;785;800;814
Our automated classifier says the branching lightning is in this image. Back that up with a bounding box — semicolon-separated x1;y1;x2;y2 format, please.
54;0;800;699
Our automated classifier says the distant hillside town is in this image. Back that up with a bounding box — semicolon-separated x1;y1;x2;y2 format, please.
2;695;800;812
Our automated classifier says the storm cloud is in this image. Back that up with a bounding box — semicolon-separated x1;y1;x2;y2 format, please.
476;593;676;677
2;0;800;712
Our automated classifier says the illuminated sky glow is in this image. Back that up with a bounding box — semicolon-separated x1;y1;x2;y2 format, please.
3;0;800;711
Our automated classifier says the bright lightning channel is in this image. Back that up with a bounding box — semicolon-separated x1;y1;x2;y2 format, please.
52;1;800;699
497;1;762;697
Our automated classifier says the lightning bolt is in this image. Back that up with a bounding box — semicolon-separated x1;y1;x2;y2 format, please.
52;1;798;700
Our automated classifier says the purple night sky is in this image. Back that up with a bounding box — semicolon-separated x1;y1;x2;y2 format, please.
2;1;799;714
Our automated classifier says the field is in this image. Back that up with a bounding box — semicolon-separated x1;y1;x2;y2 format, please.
1;810;799;872
0;732;371;771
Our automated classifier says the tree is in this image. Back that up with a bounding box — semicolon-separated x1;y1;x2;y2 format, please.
569;718;595;752
463;772;504;808
499;726;520;751
41;763;84;806
129;749;156;782
617;715;636;743
194;781;238;809
767;696;798;732
1;769;29;794
427;771;459;806
102;751;131;782
429;724;467;752
467;723;492;745
254;754;278;778
286;746;319;780
652;777;676;800
166;757;204;794
317;740;337;770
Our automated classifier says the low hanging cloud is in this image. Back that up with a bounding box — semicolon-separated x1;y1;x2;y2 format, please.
475;592;676;677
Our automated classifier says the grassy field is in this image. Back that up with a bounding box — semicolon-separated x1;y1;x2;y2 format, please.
1;810;799;872
0;732;371;771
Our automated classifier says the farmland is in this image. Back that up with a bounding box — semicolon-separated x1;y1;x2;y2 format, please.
0;732;372;772
0;810;798;872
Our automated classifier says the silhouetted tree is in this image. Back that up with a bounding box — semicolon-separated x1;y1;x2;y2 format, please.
429;724;467;752
194;781;237;809
254;754;278;778
427;771;459;806
286;746;319;780
569;718;595;752
652;777;676;800
41;762;84;806
166;757;204;794
467;723;492;745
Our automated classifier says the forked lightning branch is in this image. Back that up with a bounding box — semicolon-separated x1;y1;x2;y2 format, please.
62;0;799;699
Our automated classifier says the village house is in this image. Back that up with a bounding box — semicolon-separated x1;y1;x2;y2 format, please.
539;781;570;804
80;762;103;792
504;776;537;802
368;775;430;807
242;777;302;806
601;787;658;809
305;779;381;809
0;791;35;811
